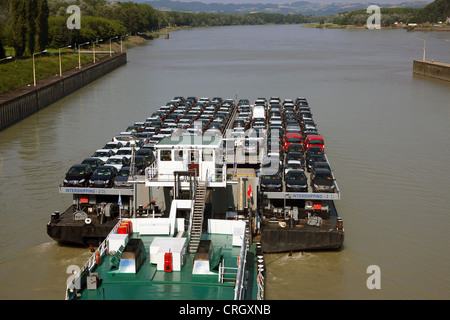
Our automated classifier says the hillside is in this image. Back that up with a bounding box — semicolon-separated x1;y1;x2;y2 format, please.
144;0;431;16
333;0;450;25
415;0;450;22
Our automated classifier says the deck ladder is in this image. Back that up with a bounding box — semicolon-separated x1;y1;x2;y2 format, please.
188;180;207;253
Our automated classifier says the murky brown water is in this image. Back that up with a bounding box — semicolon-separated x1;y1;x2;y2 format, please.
0;25;449;300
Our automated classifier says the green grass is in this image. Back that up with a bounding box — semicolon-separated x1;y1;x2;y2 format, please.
0;51;109;94
0;35;154;94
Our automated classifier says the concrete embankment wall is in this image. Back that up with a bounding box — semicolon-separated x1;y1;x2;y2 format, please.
0;52;127;131
413;60;450;82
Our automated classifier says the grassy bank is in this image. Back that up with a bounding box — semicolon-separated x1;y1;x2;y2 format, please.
0;35;152;94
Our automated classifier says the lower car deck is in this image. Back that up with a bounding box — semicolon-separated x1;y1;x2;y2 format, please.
259;200;344;253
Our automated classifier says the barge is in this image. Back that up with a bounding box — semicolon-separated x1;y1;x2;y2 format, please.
51;95;343;299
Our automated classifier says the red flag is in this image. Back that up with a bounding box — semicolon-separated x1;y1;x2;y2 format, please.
247;185;252;198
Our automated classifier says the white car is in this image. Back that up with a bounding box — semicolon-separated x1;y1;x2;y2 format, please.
105;155;129;171
92;149;115;163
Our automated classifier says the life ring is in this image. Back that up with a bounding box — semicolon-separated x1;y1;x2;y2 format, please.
279;221;286;228
305;201;314;209
85;218;92;225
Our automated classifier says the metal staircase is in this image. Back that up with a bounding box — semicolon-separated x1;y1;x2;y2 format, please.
188;181;207;253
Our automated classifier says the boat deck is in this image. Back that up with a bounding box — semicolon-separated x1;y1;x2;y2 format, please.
73;232;260;300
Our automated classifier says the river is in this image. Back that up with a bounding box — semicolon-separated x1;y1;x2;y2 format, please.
0;24;449;300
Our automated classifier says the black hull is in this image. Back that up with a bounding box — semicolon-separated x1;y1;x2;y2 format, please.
259;200;344;253
47;207;120;246
260;227;344;253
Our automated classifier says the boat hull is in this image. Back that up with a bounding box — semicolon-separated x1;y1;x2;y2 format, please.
260;226;344;253
47;207;120;246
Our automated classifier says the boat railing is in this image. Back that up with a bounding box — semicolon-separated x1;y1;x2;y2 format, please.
146;162;227;185
218;261;239;283
65;219;122;300
234;231;249;300
215;229;248;300
257;269;265;300
146;161;173;182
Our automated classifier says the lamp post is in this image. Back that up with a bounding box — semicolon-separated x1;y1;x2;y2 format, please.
92;39;103;63
417;37;426;61
0;56;12;62
33;50;47;87
120;35;128;53
59;45;72;77
110;36;118;57
78;41;90;69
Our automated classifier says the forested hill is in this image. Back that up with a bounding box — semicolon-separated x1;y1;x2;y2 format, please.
415;0;450;22
333;0;450;25
145;0;430;16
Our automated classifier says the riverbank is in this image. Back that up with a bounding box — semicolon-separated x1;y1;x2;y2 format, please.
0;28;179;94
0;35;151;94
302;23;450;31
0;52;127;131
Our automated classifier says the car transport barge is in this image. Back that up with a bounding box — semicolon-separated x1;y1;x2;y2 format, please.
49;96;344;299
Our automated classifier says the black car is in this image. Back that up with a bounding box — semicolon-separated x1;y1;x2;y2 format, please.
135;148;155;164
63;164;93;187
286;152;305;166
81;158;104;171
133;155;150;174
285;169;308;192
89;165;118;188
311;161;330;178
286;143;304;154
114;166;138;188
311;168;335;193
306;154;327;172
260;169;282;192
306;146;323;155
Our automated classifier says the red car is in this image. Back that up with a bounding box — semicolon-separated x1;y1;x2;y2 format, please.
304;134;324;151
284;133;302;150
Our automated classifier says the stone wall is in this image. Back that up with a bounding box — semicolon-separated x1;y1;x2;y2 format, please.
413;60;450;83
0;52;127;131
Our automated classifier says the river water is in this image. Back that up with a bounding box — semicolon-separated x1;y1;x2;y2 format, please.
0;25;449;300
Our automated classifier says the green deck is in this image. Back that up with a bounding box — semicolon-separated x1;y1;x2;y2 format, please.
75;232;260;300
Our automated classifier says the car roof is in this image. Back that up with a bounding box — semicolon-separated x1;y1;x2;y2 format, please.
306;134;323;139
96;165;114;169
286;169;305;175
314;168;332;174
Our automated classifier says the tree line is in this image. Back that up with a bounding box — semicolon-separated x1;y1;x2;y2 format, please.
1;0;161;58
2;0;49;58
1;0;313;59
333;0;449;26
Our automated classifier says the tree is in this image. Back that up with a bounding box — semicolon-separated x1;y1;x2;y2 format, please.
36;0;50;51
10;0;27;57
0;37;5;59
25;0;37;55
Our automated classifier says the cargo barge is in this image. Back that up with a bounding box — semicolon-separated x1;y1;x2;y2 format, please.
51;96;343;299
48;96;343;252
55;95;343;300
